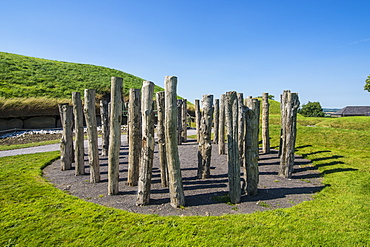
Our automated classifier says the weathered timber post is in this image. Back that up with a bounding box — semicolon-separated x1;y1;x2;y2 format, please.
156;91;169;187
218;94;226;155
195;99;201;142
83;89;100;183
108;77;123;195
245;96;253;108
136;81;155;206
237;93;245;167
213;99;219;144
72;92;85;175
59;103;73;171
182;99;188;143
262;93;270;154
164;76;185;208
244;99;260;196
197;94;214;179
225;91;241;204
279;91;300;178
100;99;109;156
177;99;183;145
127;88;141;186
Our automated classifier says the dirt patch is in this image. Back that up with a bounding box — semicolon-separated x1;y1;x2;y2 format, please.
43;139;323;216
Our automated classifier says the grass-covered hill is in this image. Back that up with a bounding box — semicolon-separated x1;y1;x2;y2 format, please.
0;51;164;99
0;52;164;117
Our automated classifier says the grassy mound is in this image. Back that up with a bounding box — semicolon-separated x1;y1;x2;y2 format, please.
0;52;166;117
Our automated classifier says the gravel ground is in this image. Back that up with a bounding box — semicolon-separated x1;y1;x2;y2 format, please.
43;139;323;217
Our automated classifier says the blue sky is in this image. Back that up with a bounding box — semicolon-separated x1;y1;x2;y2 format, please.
1;0;370;108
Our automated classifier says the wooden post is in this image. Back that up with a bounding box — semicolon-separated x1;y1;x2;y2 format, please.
218;94;226;155
197;94;214;179
164;76;185;208
72;92;85;175
181;99;187;143
177;99;183;145
262;93;270;154
127;88;142;186
83;89;100;183
237;93;245;167
244;99;260;196
195;99;201;143
59;103;73;171
108;77;123;195
279;91;300;178
127;88;141;186
136;81;155;206
213;99;219;144
100;99;109;156
225;91;241;204
156;91;168;187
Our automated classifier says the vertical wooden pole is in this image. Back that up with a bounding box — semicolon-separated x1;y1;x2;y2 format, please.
100;99;109;156
177;99;183;145
59;103;73;171
164;76;185;208
72;92;85;175
262;93;270;154
136;81;155;205
197;94;214;179
218;94;226;155
195;99;201;142
127;88;141;186
244;99;260;196
181;99;187;143
225;91;241;204
213;99;219;144
237;93;245;167
156;91;168;187
108;77;123;195
279;91;300;178
83;89;100;183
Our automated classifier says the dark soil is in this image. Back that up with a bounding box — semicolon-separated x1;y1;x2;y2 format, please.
43;139;324;216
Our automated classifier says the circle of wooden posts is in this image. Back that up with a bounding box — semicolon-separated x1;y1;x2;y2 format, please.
59;76;299;208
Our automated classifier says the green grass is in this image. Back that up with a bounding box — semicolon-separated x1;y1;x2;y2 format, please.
0;52;166;99
1;118;370;246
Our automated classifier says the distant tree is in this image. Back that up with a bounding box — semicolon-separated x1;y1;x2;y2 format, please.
365;75;370;92
298;101;325;117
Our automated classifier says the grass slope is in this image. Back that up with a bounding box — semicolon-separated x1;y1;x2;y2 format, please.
0;51;164;99
1;116;369;246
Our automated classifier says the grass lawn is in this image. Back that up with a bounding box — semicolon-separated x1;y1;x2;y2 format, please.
0;116;369;246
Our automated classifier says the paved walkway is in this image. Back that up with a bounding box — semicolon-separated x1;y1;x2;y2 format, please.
0;129;197;158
